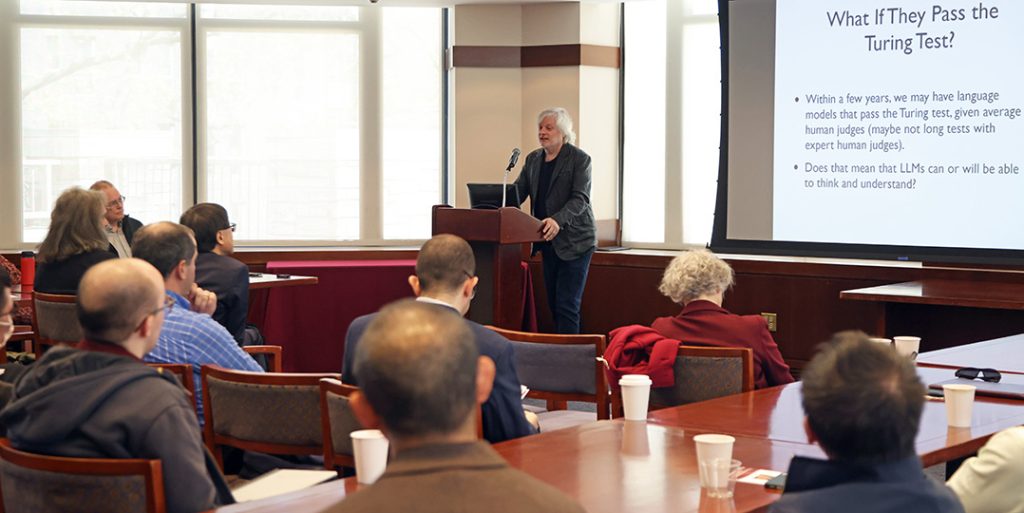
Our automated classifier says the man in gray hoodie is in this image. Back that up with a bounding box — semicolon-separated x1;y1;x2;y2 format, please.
0;258;233;513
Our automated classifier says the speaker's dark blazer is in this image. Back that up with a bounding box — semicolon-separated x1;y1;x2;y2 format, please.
342;302;535;444
513;143;597;261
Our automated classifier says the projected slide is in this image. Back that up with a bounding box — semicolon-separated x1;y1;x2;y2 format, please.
772;0;1024;248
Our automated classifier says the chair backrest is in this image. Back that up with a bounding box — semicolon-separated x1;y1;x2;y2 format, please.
200;365;341;470
317;378;362;470
0;438;165;513
242;345;283;372
145;364;197;415
31;292;81;358
648;345;754;409
485;326;609;420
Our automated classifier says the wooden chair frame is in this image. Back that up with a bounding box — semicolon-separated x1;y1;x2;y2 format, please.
30;292;78;359
611;344;754;418
200;365;341;470
242;345;283;372
145;363;197;415
0;438;165;513
317;378;359;470
485;326;610;420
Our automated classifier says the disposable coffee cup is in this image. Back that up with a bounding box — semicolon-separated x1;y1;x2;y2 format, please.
893;336;921;360
694;434;735;487
868;337;892;347
351;429;389;484
619;374;652;421
943;384;976;428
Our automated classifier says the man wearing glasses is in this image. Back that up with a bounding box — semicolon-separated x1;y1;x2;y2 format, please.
90;180;144;258
180;203;251;345
0;267;25;384
342;234;537;444
0;259;235;513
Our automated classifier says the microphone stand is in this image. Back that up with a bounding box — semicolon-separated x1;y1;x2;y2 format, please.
501;163;513;209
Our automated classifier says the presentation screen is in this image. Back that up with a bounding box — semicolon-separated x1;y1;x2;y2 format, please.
711;0;1024;262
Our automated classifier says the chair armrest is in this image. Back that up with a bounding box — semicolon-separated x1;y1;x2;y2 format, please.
243;345;283;372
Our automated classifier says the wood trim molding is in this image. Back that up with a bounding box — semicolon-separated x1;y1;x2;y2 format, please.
453;44;620;69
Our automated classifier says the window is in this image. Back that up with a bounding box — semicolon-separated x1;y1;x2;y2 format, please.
622;0;720;247
17;0;187;242
1;0;445;248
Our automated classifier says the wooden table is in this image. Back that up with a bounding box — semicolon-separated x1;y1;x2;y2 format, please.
917;333;1024;374
214;422;807;513
247;273;318;290
840;279;1024;350
648;366;1024;466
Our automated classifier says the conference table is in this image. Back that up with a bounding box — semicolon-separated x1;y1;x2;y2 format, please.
213;360;1024;513
916;332;1024;374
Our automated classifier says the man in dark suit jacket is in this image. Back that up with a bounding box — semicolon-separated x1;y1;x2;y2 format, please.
343;235;536;443
325;300;583;513
180;203;250;344
90;180;143;258
513;108;596;334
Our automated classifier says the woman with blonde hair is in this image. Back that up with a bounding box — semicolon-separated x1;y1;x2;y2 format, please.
35;187;117;294
651;249;794;388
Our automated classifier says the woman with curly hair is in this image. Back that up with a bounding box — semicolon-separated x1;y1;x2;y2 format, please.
651;249;794;388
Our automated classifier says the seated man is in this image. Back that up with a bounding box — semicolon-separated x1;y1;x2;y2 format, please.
769;331;964;513
180;203;250;344
0;259;233;513
343;234;535;443
0;267;26;384
947;426;1024;513
132;222;263;423
90;180;143;258
324;300;584;513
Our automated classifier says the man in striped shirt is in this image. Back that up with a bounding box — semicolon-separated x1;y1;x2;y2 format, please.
132;221;263;424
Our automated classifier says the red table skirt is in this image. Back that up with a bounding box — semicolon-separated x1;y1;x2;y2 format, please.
260;259;538;373
262;260;417;373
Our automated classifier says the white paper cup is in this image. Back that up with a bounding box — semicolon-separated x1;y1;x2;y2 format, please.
619;374;652;421
699;458;742;499
868;337;892;347
351;429;390;484
694;434;735;487
943;384;976;428
893;336;921;360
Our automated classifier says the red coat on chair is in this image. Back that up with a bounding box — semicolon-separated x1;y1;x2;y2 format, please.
650;300;794;389
603;325;680;391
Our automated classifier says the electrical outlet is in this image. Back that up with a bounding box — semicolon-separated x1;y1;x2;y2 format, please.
761;312;778;332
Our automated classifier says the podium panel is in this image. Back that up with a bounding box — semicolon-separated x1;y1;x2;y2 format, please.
432;205;543;328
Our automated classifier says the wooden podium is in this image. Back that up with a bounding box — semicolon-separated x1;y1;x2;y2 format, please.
432;205;544;328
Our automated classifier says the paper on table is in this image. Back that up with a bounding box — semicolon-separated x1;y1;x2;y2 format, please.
736;469;782;486
231;469;338;502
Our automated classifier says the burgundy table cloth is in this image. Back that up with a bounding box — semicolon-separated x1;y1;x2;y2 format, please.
261;259;538;373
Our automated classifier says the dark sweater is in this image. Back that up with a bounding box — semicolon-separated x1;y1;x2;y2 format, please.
35;250;116;294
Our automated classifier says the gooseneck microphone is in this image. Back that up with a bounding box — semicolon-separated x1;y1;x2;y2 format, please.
502;147;521;208
506;147;521;171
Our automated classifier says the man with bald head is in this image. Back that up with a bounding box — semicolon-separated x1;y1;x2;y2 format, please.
0;259;234;513
343;234;536;443
324;300;583;513
90;180;143;258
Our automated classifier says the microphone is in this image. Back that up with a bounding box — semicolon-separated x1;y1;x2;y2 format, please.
506;148;521;171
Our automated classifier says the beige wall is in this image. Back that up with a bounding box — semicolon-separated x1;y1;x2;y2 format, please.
451;2;620;222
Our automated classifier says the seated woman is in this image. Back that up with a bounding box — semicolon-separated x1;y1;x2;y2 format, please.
34;187;116;294
651;249;794;389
